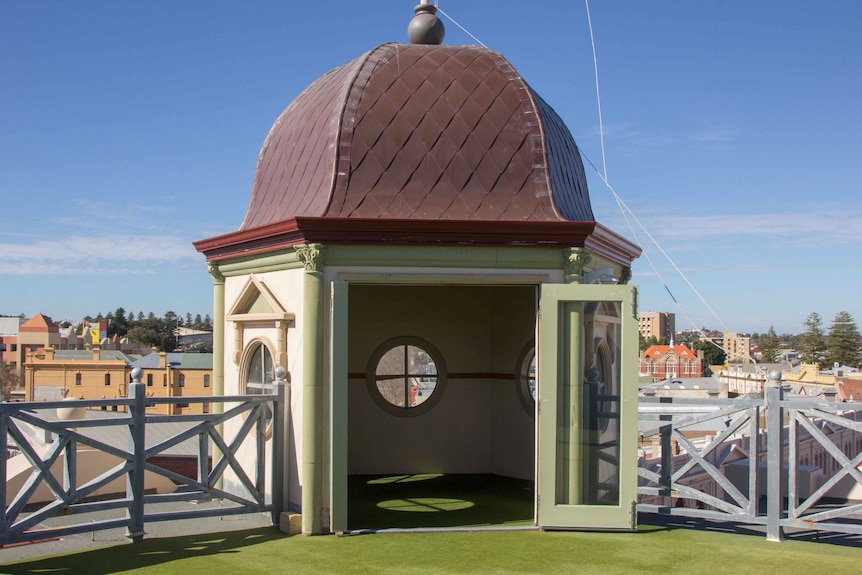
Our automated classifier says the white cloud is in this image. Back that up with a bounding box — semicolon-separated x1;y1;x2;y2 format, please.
621;209;857;248
0;234;200;275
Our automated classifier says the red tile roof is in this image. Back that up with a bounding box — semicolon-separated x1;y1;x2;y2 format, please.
643;344;697;359
19;313;58;333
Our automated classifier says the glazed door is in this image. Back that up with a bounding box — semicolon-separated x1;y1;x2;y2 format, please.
537;283;639;530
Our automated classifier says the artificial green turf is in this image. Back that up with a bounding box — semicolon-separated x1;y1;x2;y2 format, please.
347;473;534;530
4;525;862;575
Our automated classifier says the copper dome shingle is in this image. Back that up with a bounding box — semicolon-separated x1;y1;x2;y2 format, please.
240;43;594;231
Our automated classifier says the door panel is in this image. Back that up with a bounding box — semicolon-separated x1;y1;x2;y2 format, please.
330;281;348;533
537;283;638;530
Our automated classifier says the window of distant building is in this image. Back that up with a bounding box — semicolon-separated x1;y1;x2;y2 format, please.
178;374;185;388
75;373;82;386
147;373;153;387
204;374;210;388
163;374;167;387
203;402;210;414
104;373;111;386
11;344;17;352
366;337;446;417
176;402;189;409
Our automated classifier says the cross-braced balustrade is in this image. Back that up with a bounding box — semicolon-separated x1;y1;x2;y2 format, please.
637;371;862;542
1;368;285;546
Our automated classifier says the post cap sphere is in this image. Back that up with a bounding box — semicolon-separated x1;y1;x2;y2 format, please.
408;4;445;45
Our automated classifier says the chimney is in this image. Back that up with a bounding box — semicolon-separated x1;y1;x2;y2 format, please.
44;347;55;361
159;351;167;369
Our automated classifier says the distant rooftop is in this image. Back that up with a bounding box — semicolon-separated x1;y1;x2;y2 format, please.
131;352;213;370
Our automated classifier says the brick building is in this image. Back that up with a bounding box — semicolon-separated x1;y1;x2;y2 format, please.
640;344;704;381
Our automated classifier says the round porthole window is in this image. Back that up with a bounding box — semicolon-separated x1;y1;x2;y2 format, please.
516;342;537;416
366;337;446;416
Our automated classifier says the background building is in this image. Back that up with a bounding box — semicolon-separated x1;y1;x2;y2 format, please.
129;352;214;415
638;311;675;342
640;344;704;382
721;332;752;364
24;347;137;406
22;348;213;415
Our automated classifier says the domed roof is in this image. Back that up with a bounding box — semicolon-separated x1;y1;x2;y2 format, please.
240;42;594;230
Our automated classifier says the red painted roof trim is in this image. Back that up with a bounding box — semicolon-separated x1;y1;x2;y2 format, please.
194;217;641;264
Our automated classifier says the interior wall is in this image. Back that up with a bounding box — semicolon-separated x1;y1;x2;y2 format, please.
487;287;536;479
347;285;535;479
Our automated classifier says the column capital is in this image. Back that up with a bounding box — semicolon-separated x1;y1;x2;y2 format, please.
563;248;592;283
295;243;327;272
208;262;225;284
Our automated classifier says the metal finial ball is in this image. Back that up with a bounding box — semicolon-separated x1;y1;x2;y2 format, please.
275;366;287;380
131;366;143;382
408;3;445;45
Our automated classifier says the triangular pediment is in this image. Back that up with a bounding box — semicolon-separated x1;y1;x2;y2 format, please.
226;275;294;323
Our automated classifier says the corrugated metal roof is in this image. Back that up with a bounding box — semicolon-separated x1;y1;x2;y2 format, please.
53;350;139;363
130;353;213;370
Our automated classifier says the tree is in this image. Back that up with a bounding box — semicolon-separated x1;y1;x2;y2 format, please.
798;312;826;364
108;306;128;338
760;326;781;363
692;339;726;374
827;311;861;368
1;362;20;401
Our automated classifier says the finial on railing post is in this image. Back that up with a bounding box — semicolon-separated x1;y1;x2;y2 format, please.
767;370;782;388
131;367;143;386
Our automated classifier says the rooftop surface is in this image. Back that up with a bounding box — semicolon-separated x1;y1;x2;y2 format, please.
4;514;862;573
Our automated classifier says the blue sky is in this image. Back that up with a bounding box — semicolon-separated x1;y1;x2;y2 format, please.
1;1;859;335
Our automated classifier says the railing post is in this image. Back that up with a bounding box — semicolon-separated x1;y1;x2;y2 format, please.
271;367;287;526
660;424;673;500
1;405;8;541
126;367;147;543
765;370;784;542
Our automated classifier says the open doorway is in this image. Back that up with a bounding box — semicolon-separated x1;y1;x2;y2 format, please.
345;284;537;530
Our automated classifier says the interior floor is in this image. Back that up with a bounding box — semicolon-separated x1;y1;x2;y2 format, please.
347;473;534;531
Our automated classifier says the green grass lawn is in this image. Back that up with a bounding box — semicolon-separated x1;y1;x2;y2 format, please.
3;524;862;575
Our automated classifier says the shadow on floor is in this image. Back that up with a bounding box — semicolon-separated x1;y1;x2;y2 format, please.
637;513;862;548
347;473;534;531
1;527;283;575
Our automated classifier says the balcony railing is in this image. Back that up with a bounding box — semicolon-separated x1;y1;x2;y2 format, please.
637;371;862;541
1;367;285;546
5;369;861;546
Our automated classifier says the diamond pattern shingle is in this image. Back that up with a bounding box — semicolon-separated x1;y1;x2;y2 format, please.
240;42;594;230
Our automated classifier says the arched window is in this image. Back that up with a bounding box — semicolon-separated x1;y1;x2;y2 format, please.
242;340;275;430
